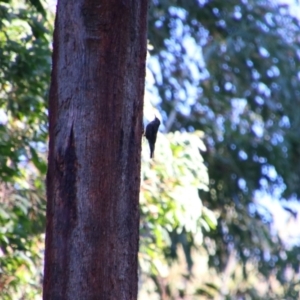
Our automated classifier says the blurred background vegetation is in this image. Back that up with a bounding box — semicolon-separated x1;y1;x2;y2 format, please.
1;0;300;299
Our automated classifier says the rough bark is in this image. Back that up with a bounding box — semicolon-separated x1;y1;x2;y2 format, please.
43;1;148;299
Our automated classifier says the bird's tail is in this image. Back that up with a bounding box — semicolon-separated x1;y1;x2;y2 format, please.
149;144;154;158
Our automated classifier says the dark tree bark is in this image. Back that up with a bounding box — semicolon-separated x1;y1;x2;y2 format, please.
43;1;148;299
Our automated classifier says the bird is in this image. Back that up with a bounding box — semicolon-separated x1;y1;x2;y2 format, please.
145;116;161;158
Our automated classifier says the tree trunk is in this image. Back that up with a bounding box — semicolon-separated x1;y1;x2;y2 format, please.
43;1;148;299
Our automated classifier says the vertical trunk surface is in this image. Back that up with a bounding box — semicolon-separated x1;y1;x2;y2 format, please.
43;1;148;299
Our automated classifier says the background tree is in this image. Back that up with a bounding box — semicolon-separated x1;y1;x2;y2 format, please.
43;0;148;299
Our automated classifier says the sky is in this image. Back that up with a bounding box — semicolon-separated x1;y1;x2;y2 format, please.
278;0;300;16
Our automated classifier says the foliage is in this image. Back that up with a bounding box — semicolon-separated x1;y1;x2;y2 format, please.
147;0;300;298
0;0;51;298
139;130;216;298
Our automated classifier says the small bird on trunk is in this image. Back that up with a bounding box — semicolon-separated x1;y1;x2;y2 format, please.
145;116;161;158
